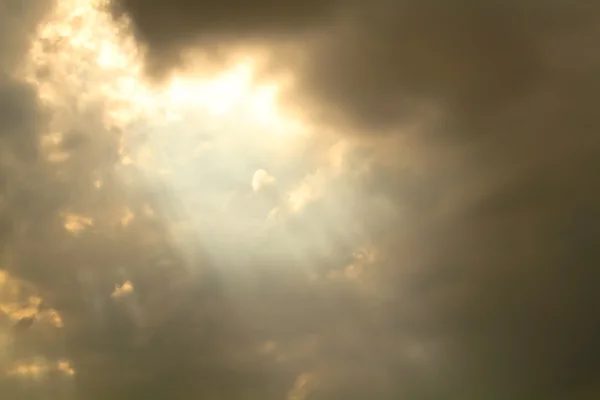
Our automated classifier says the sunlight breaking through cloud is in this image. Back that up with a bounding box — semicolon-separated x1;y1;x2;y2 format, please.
23;0;330;260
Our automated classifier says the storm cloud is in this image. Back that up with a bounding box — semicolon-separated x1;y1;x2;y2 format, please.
1;0;600;399
109;0;600;398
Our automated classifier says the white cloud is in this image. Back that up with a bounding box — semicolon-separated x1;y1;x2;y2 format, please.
252;168;276;192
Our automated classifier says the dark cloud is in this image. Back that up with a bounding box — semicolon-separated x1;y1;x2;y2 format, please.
112;0;600;132
0;0;53;247
110;0;600;398
1;0;600;399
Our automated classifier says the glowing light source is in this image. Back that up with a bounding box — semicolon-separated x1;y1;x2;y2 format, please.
25;0;302;146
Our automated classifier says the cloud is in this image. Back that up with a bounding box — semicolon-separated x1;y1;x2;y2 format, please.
110;280;134;299
110;0;600;398
252;168;275;192
1;0;600;399
111;0;599;133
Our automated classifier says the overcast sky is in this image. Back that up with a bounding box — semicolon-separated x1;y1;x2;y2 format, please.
1;0;600;399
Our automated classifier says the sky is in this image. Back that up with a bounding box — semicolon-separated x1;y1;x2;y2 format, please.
1;0;600;399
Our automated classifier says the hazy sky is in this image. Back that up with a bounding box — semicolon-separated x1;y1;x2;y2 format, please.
1;0;600;399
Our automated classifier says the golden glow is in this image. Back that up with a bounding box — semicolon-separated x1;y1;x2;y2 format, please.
7;359;49;379
0;270;64;328
41;309;64;328
1;0;387;392
111;280;134;299
62;212;94;235
26;0;302;172
165;64;252;115
20;0;368;272
0;303;37;320
6;358;75;379
57;360;76;376
23;0;319;262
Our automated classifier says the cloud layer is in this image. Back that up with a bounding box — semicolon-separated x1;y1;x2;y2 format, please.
108;1;600;397
1;0;599;399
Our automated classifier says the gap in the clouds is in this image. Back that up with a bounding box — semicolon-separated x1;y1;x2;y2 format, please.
18;0;386;336
2;0;400;397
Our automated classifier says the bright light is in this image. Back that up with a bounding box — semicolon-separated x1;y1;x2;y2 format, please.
26;0;303;154
23;0;372;277
24;0;313;258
